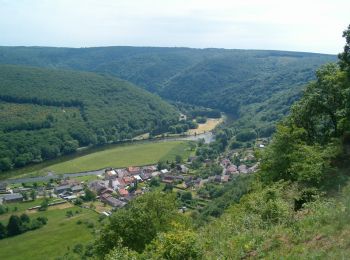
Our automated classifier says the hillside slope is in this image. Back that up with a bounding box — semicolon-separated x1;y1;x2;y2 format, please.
0;64;178;172
0;46;336;132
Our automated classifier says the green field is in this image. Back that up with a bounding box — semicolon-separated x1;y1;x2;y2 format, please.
21;141;191;176
0;206;99;260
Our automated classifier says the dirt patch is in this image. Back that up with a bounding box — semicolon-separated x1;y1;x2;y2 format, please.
187;118;224;135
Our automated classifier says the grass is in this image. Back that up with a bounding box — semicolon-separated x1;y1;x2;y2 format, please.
0;198;66;222
0;206;99;260
44;141;190;174
6;141;191;179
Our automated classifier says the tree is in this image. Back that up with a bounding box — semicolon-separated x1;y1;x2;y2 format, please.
175;155;182;164
30;190;37;200
7;215;22;236
0;222;7;239
157;161;167;171
95;192;178;256
20;213;30;223
339;24;350;72
144;227;202;260
0;157;12;172
39;198;49;211
83;188;96;201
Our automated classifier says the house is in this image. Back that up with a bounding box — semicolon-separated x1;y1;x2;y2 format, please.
127;166;141;175
54;185;72;194
238;165;248;174
162;175;174;184
123;176;135;186
151;171;160;177
140;172;152;181
142;165;157;173
134;175;142;182
226;165;238;175
160;169;169;174
178;165;189;174
221;159;231;168
2;193;23;203
71;185;83;193
116;169;129;178
100;194;126;208
118;188;129;197
89;181;108;195
100;188;114;195
104;169;117;179
221;175;229;182
0;182;7;193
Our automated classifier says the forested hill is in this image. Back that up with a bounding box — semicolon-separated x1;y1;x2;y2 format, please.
0;46;336;131
0;64;178;172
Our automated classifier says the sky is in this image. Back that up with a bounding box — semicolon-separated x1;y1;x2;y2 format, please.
0;0;349;54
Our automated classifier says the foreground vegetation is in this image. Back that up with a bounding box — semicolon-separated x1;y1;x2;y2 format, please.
0;206;99;260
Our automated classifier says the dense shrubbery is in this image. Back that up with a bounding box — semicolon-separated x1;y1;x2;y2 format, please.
0;214;47;239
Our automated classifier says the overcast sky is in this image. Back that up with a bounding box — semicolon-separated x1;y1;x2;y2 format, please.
0;0;349;54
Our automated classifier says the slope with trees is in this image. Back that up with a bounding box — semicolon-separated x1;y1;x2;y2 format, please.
0;64;178;173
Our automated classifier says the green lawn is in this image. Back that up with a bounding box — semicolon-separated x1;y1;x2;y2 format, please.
27;141;191;175
0;206;98;260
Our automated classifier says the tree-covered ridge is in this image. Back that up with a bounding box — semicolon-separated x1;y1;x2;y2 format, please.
0;64;178;172
0;47;335;124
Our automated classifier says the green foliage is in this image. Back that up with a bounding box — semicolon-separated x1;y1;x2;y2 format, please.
95;191;179;256
82;188;96;202
0;64;178;172
144;225;202;260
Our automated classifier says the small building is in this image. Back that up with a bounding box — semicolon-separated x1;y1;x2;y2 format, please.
160;169;169;174
178;165;189;174
101;194;126;208
89;181;108;195
142;165;157;173
116;169;129;178
140;172;152;181
221;175;229;182
2;193;23;203
238;165;248;174
71;185;83;193
54;185;71;194
226;165;238;175
118;188;129;197
123;176;135;186
127;166;141;175
151;171;160;177
162;175;174;184
221;159;231;168
105;169;117;180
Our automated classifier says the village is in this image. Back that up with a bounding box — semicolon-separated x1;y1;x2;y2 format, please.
0;147;261;216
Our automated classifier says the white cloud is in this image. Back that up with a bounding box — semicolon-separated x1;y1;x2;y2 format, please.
0;0;348;53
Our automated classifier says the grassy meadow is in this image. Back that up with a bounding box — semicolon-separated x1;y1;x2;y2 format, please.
0;205;99;260
14;141;192;177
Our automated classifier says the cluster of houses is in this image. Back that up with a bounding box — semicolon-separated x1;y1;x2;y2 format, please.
220;154;259;176
54;179;84;200
87;165;159;208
